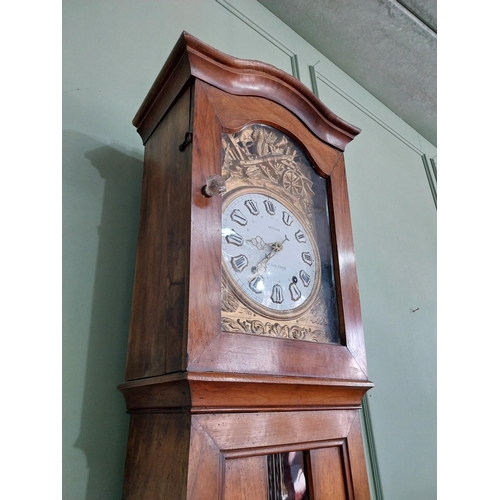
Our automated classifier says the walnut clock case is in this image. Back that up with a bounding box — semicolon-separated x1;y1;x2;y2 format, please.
119;32;374;500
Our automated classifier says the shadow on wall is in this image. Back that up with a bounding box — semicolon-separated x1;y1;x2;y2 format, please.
63;131;143;498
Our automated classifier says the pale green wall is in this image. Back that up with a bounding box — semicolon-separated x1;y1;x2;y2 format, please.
62;1;436;498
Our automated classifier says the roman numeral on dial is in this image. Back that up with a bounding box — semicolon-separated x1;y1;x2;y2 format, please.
301;252;313;266
282;211;293;226
225;230;244;246
295;230;306;243
271;284;284;304
249;275;264;294
264;199;276;215
289;282;301;301
244;199;259;215
299;270;311;287
230;254;248;272
230;209;247;226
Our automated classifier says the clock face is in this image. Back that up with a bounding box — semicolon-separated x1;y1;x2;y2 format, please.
222;192;319;315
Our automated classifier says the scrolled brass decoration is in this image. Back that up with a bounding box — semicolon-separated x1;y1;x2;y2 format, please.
221;283;240;313
221;317;328;343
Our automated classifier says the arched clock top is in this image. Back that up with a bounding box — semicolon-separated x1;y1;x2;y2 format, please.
133;31;361;150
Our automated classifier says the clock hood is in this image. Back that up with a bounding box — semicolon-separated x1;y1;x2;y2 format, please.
133;31;361;150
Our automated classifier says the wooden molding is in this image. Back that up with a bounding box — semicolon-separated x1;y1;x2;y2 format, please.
119;371;374;413
310;65;426;155
422;154;437;207
215;0;301;80
133;31;360;150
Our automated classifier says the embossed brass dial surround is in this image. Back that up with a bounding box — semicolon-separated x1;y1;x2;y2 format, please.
220;123;338;343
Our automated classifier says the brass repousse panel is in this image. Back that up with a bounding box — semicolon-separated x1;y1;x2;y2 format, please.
221;124;340;344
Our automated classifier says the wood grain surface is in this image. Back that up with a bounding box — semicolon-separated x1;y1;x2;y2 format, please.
309;446;348;500
224;455;268;500
122;412;191;499
125;86;192;380
186;81;223;364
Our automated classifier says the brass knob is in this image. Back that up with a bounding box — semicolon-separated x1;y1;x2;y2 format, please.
202;174;226;197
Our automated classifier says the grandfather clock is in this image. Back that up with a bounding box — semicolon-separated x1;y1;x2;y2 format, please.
119;32;373;499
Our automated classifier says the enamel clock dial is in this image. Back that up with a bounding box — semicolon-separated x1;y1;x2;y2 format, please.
222;192;320;315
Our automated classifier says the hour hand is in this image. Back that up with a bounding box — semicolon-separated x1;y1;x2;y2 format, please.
247;235;273;251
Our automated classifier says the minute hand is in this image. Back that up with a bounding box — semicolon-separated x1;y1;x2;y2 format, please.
252;237;288;274
255;248;278;271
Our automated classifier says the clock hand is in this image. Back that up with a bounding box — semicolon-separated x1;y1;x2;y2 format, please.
250;236;289;275
270;235;289;253
246;235;273;251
